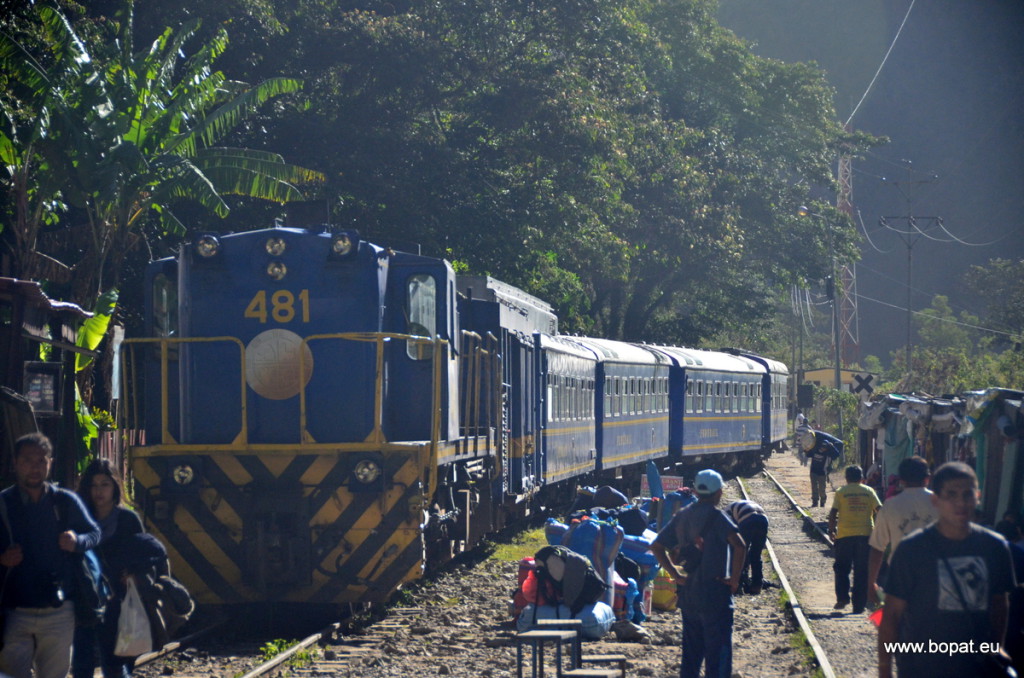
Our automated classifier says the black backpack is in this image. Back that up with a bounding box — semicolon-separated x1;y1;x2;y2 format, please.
533;545;609;616
675;507;720;576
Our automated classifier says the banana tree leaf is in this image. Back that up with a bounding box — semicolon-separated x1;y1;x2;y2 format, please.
75;289;118;372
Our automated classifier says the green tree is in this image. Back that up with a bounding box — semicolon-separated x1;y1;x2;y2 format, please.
962;258;1024;347
73;0;880;344
0;2;321;304
914;294;978;354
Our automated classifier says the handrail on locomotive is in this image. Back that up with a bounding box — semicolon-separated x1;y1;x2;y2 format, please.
119;330;501;502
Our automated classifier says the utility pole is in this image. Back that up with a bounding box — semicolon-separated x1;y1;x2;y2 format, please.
878;162;941;389
798;206;844;440
877;215;942;386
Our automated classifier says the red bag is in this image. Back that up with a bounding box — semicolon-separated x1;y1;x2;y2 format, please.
518;557;536;588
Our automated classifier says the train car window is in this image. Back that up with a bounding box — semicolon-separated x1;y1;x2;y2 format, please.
449;280;457;353
573;376;581;419
685;380;693;413
560;375;567;420
152;273;178;338
564;376;570;421
406;274;436;360
704;381;712;413
546;378;553;422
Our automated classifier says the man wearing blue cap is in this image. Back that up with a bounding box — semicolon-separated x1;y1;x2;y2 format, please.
651;469;746;678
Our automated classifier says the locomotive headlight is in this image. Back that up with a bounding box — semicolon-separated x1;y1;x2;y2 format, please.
353;459;382;484
265;237;287;256
331;233;354;256
195;235;221;258
172;464;195;486
266;261;287;280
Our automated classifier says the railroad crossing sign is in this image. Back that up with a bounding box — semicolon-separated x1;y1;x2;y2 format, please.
853;373;875;400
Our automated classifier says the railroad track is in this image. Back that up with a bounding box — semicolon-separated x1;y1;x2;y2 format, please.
738;455;882;678
131;606;429;678
133;460;879;678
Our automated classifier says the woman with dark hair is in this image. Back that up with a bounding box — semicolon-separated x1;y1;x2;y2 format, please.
72;459;144;678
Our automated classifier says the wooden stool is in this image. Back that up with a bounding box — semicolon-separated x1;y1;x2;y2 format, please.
533;618;583;668
580;654;627;678
515;629;578;678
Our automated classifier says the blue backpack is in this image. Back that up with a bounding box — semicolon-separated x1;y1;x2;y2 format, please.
55;492;113;627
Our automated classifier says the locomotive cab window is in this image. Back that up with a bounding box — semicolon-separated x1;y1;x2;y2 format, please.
406;274;436;360
152;273;178;338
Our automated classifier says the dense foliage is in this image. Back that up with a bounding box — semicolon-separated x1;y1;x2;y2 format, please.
1;0;878;343
0;1;321;303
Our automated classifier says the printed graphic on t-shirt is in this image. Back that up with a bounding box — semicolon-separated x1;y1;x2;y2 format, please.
937;556;989;611
896;511;929;537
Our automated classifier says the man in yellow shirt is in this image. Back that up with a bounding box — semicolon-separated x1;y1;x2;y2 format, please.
827;465;881;614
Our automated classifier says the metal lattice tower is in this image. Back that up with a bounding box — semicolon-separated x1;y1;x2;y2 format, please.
836;149;859;367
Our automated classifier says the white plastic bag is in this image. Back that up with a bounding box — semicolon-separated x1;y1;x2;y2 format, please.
115;576;153;657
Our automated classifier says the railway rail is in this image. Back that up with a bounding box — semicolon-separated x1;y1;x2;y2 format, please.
739;453;881;678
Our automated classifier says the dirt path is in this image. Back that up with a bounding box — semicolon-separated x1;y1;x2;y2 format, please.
758;450;880;678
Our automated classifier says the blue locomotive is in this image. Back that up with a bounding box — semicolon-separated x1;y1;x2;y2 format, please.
121;226;788;606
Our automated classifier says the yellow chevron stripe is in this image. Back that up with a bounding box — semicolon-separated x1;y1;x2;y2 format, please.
132;459;161;490
145;521;210;603
173;502;244;600
210;455;254;486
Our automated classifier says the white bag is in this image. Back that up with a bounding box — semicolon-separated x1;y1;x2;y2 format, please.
115;576;153;657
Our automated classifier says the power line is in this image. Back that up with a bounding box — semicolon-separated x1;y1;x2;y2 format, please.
857;208;895;254
845;0;916;125
855;292;1016;338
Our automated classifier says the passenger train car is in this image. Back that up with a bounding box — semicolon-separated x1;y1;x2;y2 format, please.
121;227;787;608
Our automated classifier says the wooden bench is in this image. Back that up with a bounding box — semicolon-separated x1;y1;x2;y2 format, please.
525;619;626;677
580;653;627;677
533;619;583;667
514;629;578;678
